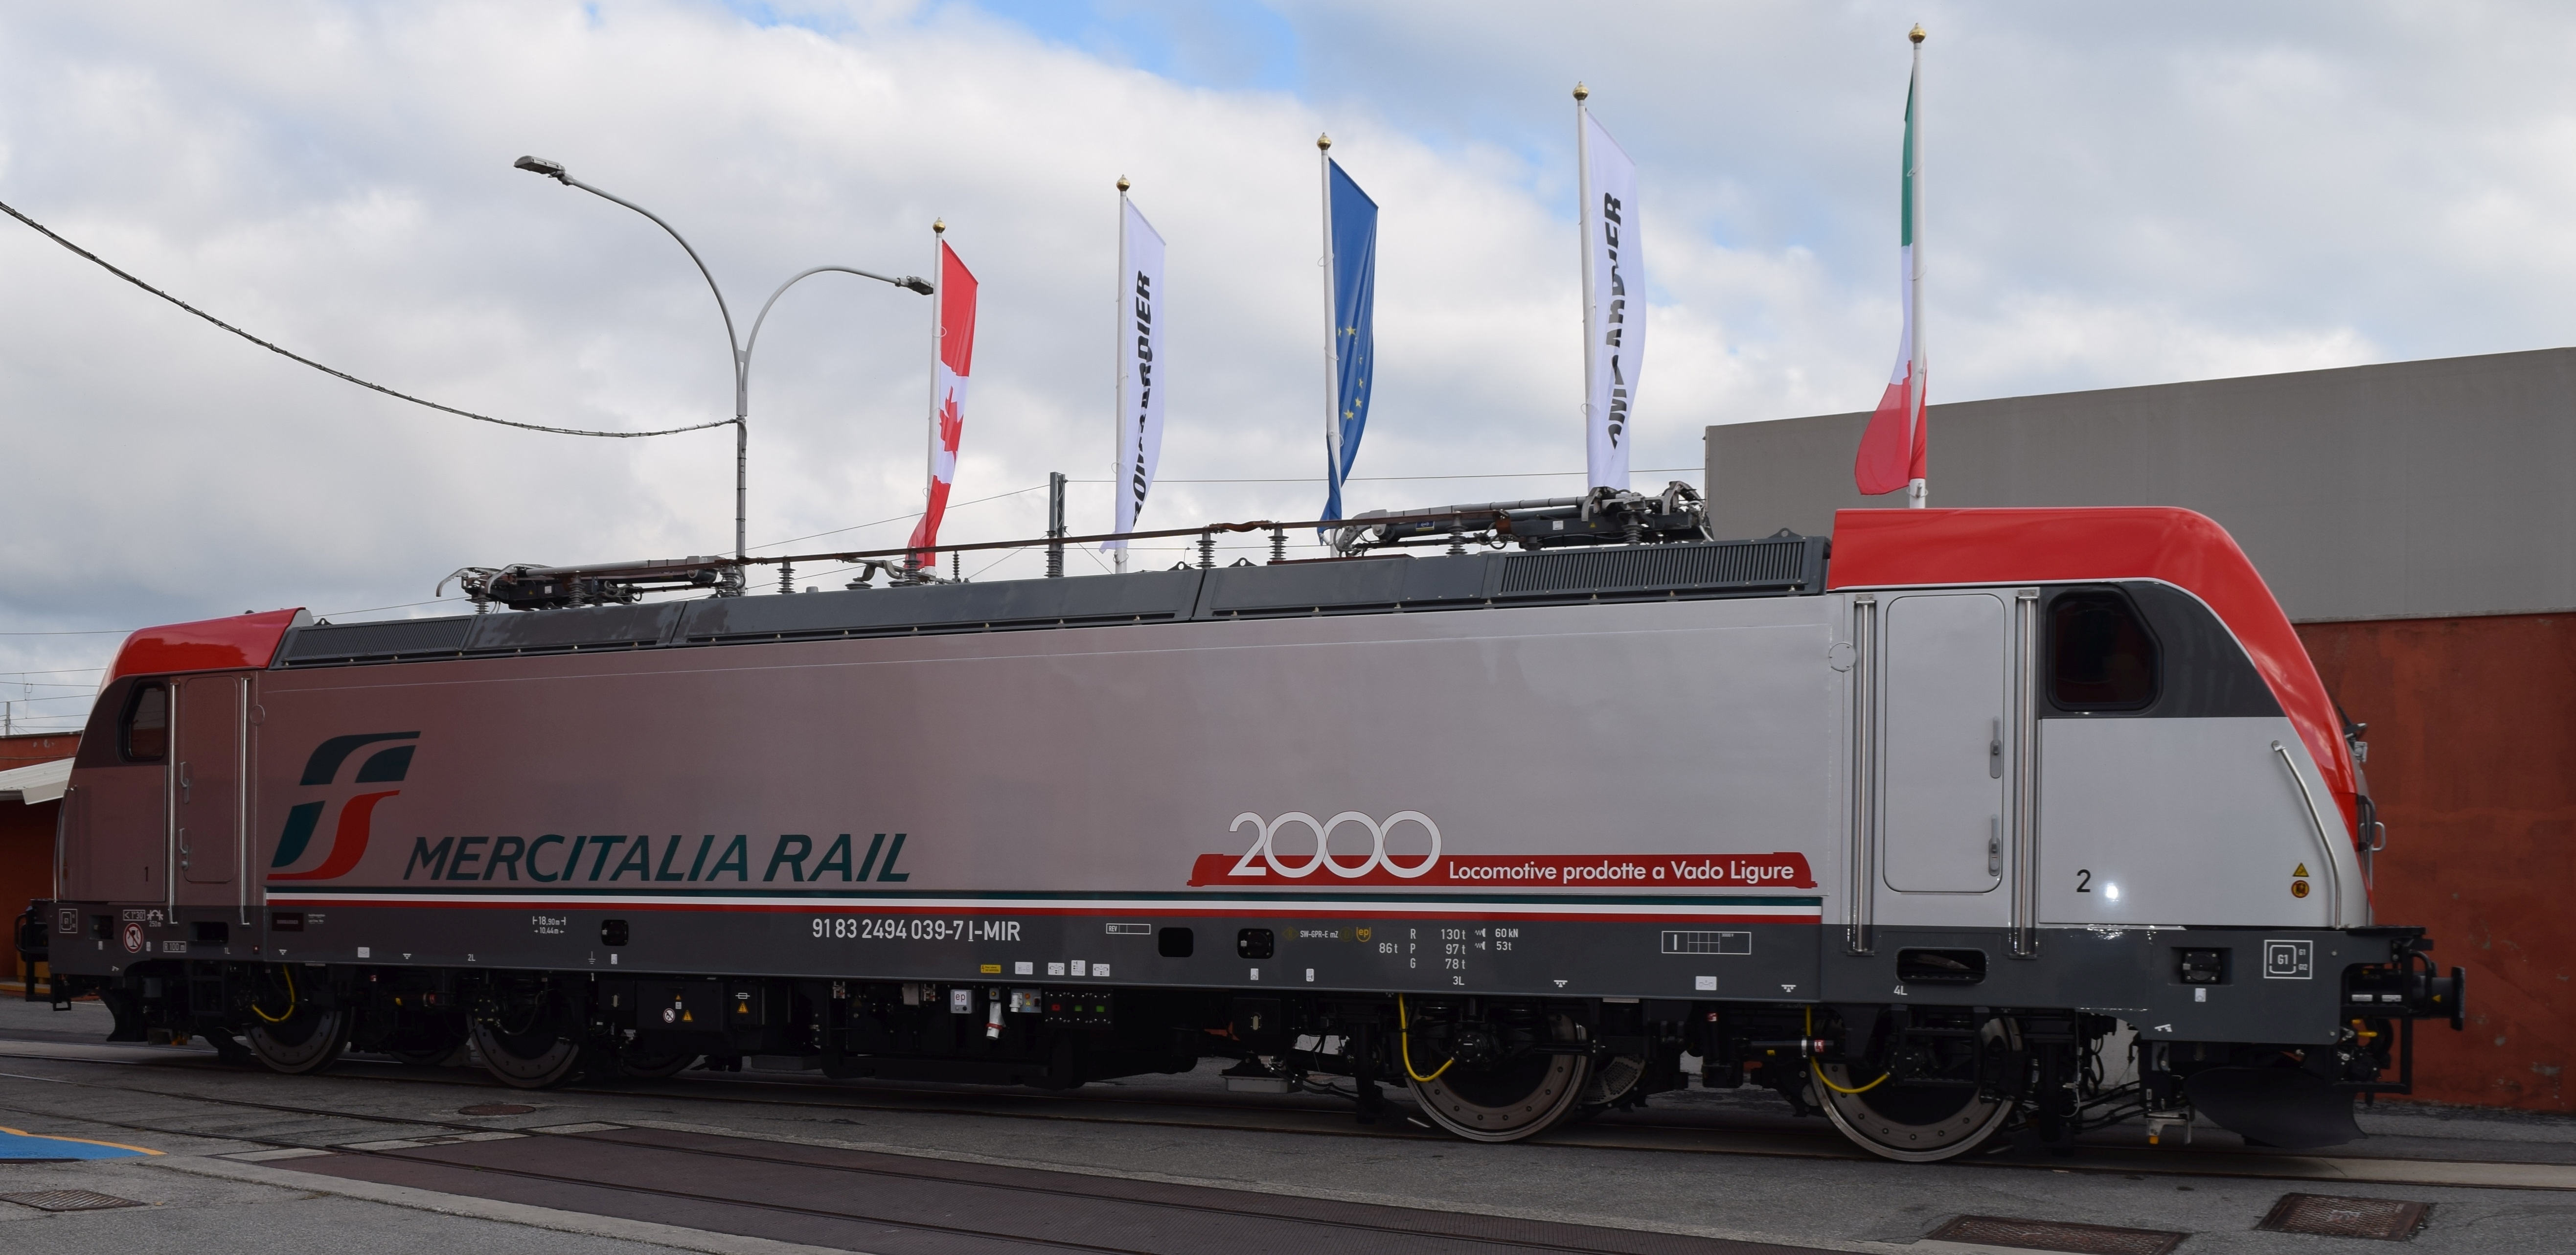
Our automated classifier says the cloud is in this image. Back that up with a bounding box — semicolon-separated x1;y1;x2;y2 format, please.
5;1;2576;728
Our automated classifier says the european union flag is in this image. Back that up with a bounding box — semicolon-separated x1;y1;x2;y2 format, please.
1321;158;1377;528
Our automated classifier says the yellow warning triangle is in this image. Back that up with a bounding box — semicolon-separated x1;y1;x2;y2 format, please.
681;1011;694;1022
2294;863;2310;877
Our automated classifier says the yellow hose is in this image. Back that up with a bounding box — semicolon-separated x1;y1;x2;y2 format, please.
1396;995;1453;1083
1805;1006;1889;1094
251;965;296;1024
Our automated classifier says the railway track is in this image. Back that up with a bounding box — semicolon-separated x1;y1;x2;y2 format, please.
0;1046;1810;1254
1;1035;2570;1194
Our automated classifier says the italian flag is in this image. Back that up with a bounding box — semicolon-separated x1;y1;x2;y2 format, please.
1855;64;1926;498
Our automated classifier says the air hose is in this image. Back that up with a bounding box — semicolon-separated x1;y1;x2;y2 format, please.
251;965;297;1024
1396;994;1453;1083
1805;1005;1889;1095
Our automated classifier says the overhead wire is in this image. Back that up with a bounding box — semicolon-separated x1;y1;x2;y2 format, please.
1066;466;1702;485
0;198;730;440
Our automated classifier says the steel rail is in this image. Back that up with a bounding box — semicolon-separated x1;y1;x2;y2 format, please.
0;1061;1666;1255
7;1043;2568;1190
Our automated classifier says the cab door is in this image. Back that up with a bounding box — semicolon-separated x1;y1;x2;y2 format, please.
171;673;248;905
1874;593;2013;928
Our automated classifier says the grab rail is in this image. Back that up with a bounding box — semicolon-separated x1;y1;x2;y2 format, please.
2272;740;2345;928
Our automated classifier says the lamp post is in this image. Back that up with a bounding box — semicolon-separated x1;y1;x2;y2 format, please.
514;156;932;576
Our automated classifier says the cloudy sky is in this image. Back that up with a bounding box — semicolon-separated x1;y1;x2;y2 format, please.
3;0;2573;731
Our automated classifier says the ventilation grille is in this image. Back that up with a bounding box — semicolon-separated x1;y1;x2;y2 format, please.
276;617;476;666
1497;537;1818;598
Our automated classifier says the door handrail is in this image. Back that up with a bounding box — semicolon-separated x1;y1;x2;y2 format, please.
2272;740;2345;929
1847;593;1877;955
2009;589;2041;957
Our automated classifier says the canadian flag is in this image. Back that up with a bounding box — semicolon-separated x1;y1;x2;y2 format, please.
909;240;978;567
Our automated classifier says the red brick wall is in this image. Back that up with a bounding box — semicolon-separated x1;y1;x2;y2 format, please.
0;799;56;975
0;732;77;772
2298;614;2573;1111
0;735;74;981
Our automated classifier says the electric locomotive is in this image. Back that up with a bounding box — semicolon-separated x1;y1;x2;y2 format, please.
22;497;2463;1160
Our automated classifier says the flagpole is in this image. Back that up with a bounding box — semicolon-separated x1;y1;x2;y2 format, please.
1907;25;1928;509
1574;82;1595;490
1318;133;1340;532
1113;178;1131;573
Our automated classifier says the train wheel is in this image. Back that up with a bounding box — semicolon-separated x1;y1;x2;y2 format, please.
1407;1012;1592;1143
248;1006;351;1075
1557;1052;1648;1127
1813;1019;2016;1163
615;1044;701;1079
472;990;584;1089
387;1018;471;1068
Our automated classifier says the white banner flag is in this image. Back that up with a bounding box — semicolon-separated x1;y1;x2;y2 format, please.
1579;108;1641;491
1108;195;1166;550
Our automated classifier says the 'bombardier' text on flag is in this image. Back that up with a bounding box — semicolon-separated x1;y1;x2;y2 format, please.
1109;196;1165;550
1580;107;1642;491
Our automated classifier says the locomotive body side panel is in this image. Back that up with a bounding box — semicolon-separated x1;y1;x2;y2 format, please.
2038;715;2351;929
65;677;174;906
223;594;1844;1000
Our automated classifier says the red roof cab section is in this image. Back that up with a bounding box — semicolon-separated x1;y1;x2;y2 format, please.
106;608;309;682
1827;507;2358;841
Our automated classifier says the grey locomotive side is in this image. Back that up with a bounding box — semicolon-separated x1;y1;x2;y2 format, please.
31;526;2462;1157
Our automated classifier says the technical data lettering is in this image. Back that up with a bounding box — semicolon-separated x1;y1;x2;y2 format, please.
1413;926;1512;986
813;916;1023;944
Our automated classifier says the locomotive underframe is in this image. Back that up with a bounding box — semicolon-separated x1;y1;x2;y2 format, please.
34;897;2458;1156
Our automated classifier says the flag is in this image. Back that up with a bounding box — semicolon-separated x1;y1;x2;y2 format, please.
1579;105;1642;491
909;239;978;566
1854;55;1927;499
1108;195;1166;551
1320;155;1377;528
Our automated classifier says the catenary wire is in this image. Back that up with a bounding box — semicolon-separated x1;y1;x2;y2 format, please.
1067;466;1701;485
0;198;731;440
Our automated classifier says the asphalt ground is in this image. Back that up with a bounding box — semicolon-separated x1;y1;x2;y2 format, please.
0;996;2569;1254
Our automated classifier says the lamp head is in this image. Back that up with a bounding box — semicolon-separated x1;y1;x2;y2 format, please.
514;155;569;183
902;276;934;296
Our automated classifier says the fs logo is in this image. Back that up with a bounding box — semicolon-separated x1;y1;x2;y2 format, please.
267;732;418;882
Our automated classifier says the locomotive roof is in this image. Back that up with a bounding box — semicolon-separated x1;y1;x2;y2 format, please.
260;531;1831;670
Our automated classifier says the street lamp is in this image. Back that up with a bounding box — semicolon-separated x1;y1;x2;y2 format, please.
514;155;932;574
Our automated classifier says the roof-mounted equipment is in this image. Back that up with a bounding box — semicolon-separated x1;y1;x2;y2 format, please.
1332;481;1712;557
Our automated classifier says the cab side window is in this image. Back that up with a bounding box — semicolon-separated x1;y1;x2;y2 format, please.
2050;592;2159;710
121;683;169;761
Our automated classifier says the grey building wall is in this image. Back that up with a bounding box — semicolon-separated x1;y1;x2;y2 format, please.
1703;347;2576;622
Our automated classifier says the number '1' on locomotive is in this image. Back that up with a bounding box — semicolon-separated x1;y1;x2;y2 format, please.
25;500;2463;1160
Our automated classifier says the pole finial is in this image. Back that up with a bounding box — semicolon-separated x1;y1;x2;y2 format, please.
933;218;946;234
1117;175;1130;192
1316;132;1332;151
1909;23;1925;44
1573;81;1589;102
